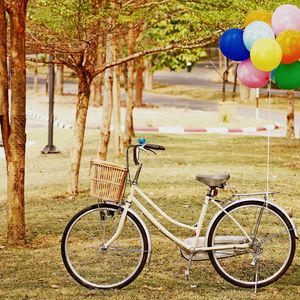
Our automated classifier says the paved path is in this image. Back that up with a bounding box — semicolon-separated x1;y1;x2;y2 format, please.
152;63;300;97
143;91;300;137
25;67;300;138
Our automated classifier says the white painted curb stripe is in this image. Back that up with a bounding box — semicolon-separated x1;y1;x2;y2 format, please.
206;127;228;134
26;109;73;130
26;109;282;134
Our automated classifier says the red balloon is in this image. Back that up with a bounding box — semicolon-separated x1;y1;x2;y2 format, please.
276;30;300;64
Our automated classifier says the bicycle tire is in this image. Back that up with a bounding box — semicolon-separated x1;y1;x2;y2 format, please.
207;199;296;288
61;203;149;289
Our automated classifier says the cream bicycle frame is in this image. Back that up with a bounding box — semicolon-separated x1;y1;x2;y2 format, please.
102;183;252;253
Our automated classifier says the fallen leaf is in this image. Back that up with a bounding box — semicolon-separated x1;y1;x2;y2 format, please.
50;285;59;289
142;285;164;291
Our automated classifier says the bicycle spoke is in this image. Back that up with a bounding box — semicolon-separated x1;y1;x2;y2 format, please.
208;201;295;288
62;204;148;289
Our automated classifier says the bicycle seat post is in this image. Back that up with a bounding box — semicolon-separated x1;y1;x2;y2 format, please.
207;186;218;198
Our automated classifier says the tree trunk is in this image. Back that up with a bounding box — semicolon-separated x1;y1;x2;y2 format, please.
124;28;139;145
67;68;91;195
144;58;153;91
98;35;114;160
90;39;104;107
286;91;295;139
45;73;48;95
1;0;28;246
0;1;7;119
135;56;144;107
124;59;135;145
112;59;123;157
56;64;64;95
91;74;103;107
33;54;39;94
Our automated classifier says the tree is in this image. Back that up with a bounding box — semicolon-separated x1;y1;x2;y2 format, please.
0;0;28;245
27;0;225;195
286;91;295;139
56;64;64;96
98;31;114;160
123;27;140;145
144;58;153;90
135;56;144;107
90;37;105;107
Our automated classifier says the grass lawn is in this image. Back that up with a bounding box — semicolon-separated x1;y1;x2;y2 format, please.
0;128;300;299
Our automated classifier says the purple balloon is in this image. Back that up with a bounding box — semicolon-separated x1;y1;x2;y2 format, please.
237;59;270;88
272;4;300;36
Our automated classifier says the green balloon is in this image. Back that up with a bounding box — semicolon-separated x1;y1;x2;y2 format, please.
274;62;300;90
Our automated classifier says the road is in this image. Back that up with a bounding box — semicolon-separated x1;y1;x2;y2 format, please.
25;65;300;137
153;63;300;97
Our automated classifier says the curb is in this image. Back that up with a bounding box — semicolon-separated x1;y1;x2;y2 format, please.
27;109;73;129
134;124;281;134
26;109;282;134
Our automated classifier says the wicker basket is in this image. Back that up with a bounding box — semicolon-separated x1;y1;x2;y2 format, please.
90;159;128;202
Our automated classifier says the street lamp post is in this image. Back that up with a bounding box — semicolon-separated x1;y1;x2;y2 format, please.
41;55;59;154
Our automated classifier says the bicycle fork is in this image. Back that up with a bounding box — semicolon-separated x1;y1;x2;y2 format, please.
101;201;131;250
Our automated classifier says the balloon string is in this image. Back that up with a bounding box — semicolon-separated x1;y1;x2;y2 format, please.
266;77;272;200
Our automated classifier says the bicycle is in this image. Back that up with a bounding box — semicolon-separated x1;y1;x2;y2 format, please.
61;139;297;291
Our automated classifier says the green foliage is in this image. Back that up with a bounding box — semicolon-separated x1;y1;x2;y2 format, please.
27;0;300;72
152;48;206;71
28;0;107;40
144;0;300;71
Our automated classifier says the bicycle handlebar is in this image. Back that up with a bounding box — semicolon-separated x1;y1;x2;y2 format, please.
144;144;165;151
132;143;165;165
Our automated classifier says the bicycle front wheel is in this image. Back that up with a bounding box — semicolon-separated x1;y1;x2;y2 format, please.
61;203;149;289
207;200;296;288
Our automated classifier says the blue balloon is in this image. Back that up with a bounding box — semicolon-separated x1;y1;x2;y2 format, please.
243;21;275;51
219;28;250;61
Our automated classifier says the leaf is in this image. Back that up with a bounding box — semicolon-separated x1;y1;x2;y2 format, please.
142;285;164;291
50;285;59;289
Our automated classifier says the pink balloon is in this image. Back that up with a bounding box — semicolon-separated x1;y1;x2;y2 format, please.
272;4;300;36
237;59;270;88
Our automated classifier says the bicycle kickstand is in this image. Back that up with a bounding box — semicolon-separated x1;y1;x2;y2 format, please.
254;258;259;294
185;253;197;288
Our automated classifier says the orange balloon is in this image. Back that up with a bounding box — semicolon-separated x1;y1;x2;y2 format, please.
244;9;272;26
276;30;300;64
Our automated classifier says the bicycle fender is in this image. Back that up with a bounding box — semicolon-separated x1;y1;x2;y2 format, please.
127;207;153;265
205;198;298;247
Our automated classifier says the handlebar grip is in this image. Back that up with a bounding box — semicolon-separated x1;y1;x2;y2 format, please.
144;144;165;151
133;146;140;165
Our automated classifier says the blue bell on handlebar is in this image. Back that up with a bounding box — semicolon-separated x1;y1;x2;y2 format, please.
138;138;147;145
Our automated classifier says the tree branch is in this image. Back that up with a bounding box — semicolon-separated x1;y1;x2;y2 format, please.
93;30;221;77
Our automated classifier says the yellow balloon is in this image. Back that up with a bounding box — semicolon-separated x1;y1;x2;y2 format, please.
244;9;272;26
250;38;282;72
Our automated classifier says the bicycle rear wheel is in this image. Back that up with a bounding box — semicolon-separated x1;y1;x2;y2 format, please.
61;203;149;289
207;200;296;288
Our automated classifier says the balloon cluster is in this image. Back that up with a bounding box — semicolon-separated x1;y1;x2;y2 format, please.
219;4;300;90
